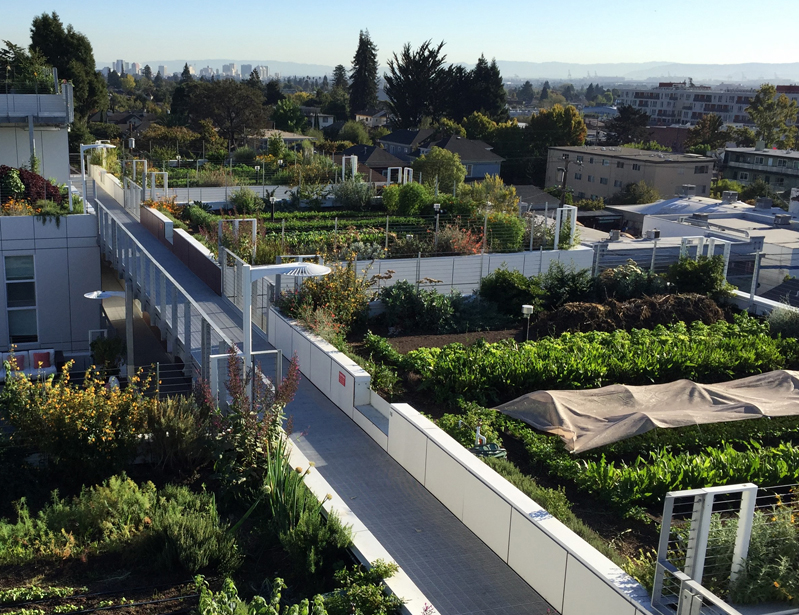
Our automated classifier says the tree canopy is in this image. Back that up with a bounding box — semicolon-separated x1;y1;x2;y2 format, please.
686;114;726;150
385;40;449;129
746;84;798;148
604;104;650;145
411;147;467;192
349;30;379;115
29;12;107;122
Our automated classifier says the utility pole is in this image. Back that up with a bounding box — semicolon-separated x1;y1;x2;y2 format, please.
558;154;582;207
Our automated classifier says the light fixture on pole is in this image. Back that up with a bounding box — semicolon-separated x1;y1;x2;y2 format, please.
521;304;534;342
433;203;441;250
241;261;331;398
84;289;134;380
80;142;116;211
270;196;277;222
254;165;262;197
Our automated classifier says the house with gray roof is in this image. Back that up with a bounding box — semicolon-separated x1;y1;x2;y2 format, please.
418;135;504;180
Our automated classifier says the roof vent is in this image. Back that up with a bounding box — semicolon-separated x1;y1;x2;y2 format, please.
755;197;773;210
774;214;791;226
692;213;709;223
721;190;739;204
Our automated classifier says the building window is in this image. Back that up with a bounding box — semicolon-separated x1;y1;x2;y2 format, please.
589;157;594;164
576;155;583;163
574;173;582;180
587;175;595;183
694;165;709;174
755;156;765;165
616;161;625;168
777;159;787;167
764;175;771;184
577;191;585;198
465;164;474;176
700;185;706;195
614;180;622;188
600;177;608;185
739;172;749;180
5;255;37;344
632;163;641;171
602;159;609;166
776;177;785;186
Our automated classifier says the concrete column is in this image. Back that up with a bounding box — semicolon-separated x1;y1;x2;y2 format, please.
159;271;167;340
183;299;192;376
201;317;211;382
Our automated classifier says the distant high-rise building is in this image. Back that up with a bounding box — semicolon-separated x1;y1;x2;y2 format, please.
115;59;124;74
130;62;141;75
254;65;269;81
222;63;236;78
241;64;253;79
199;66;215;78
158;65;167;78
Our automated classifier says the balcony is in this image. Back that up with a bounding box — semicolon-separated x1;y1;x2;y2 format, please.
728;161;799;176
0;82;74;125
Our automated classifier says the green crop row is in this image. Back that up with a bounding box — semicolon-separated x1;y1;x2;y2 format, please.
401;315;799;406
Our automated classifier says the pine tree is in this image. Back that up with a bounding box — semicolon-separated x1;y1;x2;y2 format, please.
468;56;508;122
349;30;379;115
321;75;329;91
332;65;348;90
540;81;550;102
181;63;193;82
143;64;152;80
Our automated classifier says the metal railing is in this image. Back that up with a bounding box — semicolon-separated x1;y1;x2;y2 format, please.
653;483;799;615
96;198;235;387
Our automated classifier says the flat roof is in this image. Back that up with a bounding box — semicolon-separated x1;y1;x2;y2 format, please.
550;145;713;163
607;196;755;216
727;147;799;159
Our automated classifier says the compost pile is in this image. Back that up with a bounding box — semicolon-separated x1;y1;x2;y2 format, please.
532;293;725;337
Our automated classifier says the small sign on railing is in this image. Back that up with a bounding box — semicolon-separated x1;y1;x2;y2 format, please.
339;371;346;386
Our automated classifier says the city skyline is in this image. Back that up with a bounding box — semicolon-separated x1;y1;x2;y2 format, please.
4;0;798;72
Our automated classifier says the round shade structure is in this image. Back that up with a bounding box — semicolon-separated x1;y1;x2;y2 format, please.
249;262;332;283
84;290;126;300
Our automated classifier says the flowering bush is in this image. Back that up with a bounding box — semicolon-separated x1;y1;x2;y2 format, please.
0;165;64;205
276;261;374;330
1;363;156;476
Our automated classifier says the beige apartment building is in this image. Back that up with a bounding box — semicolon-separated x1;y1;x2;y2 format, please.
545;146;715;201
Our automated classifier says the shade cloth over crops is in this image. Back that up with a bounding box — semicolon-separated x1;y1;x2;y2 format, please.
495;370;799;453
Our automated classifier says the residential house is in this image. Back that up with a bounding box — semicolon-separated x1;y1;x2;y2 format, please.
355;108;389;128
89;111;159;138
299;106;335;131
0;74;74;185
341;144;408;178
419;135;504;180
723;145;799;198
332;153;386;184
377;129;436;161
545;145;715;201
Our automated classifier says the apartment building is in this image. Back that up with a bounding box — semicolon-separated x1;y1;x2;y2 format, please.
545;146;714;200
616;82;799;127
723;145;799;197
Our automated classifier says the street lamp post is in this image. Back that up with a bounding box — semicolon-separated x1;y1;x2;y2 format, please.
241;261;331;399
270;196;277;223
84;287;134;380
80;142;117;211
255;166;262;198
433;203;441;250
522;304;534;342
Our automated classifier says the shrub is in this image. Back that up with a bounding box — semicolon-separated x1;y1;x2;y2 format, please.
279;508;352;581
768;306;799;339
146;395;211;472
596;260;667;301
142;484;241;574
478;266;542;317
381;184;400;213
380;280;455;334
1;365;156;477
276;261;374;330
435;223;483;254
333;178;374;210
326;560;404;615
90;336;125;374
232;147;257;165
538;261;595;309
228;188;263;215
396;182;430;216
485;212;525;252
665;255;734;299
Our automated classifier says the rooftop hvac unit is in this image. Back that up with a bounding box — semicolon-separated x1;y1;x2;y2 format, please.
755;197;774;210
774;214;792;226
681;184;697;197
692;213;710;223
721;190;739;204
609;229;620;241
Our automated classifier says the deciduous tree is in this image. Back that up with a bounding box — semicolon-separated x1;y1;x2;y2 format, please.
411;146;467;192
746;84;798;148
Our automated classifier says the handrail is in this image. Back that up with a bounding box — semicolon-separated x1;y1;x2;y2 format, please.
96;199;235;348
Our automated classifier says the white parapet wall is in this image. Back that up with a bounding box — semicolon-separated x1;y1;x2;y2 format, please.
386;402;653;615
89;164;125;205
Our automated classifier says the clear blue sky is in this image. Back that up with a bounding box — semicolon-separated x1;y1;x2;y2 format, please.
4;0;796;69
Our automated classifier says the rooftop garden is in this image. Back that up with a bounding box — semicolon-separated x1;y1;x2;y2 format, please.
0;351;404;615
0;165;81;217
274;254;799;608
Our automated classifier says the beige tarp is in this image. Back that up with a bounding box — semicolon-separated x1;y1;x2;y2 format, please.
495;370;799;453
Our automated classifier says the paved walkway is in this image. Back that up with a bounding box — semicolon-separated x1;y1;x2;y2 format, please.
91;183;556;615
